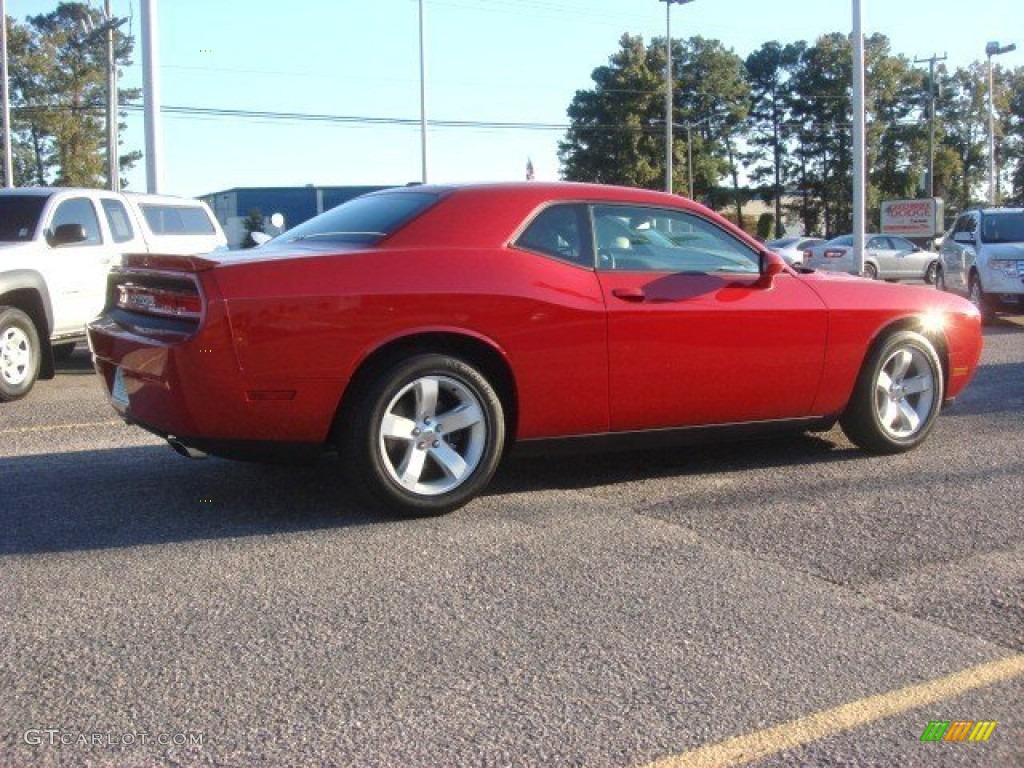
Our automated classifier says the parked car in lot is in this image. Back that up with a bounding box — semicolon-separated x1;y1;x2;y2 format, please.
88;182;982;516
765;236;825;267
0;187;226;400
803;233;940;283
936;207;1024;323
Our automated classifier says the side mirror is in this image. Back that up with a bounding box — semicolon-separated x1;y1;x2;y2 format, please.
757;251;787;289
49;223;87;247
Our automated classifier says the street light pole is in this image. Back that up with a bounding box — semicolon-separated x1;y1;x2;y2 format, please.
0;0;12;187
660;0;694;195
418;0;428;183
986;41;1016;206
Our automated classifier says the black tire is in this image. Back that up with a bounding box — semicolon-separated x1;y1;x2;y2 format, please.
0;306;41;402
52;342;78;362
924;260;938;285
968;273;995;325
340;353;506;516
840;330;943;455
863;262;878;280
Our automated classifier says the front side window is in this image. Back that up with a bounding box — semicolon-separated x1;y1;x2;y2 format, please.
592;205;759;274
0;195;48;241
49;197;101;245
953;214;976;236
514;204;591;266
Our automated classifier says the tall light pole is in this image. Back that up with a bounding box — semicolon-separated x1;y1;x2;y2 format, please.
1;0;12;187
418;0;428;183
141;0;162;193
851;0;866;276
660;0;694;195
986;41;1016;206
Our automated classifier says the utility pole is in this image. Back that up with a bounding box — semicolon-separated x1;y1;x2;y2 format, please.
914;53;946;200
660;0;695;195
1;0;12;187
141;0;163;193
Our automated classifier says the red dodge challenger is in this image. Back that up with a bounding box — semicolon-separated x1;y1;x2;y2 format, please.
87;182;983;515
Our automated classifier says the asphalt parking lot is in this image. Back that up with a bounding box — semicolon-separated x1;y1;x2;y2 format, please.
2;318;1022;767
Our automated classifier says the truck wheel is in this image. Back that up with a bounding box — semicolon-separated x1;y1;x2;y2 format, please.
0;306;41;402
968;274;995;325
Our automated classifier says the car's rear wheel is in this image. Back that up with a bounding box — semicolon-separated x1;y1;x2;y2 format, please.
840;330;943;454
924;261;938;285
0;306;41;402
863;262;878;280
968;274;995;325
342;353;506;516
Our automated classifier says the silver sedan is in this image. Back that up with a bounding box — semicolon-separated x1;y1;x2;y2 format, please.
803;234;940;282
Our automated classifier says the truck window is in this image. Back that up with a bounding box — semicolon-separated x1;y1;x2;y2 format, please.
140;204;216;235
50;197;102;245
0;195;48;241
101;199;136;243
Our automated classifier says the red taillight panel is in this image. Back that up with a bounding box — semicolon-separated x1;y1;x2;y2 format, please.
117;282;203;320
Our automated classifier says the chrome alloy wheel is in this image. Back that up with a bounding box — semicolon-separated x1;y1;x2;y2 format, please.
0;325;31;387
872;346;936;440
377;374;487;496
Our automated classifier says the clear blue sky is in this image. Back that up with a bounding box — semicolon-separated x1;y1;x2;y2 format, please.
6;0;1022;197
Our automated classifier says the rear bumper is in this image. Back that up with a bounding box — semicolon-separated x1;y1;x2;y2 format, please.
87;310;343;456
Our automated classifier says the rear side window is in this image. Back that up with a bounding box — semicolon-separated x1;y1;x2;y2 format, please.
140;204;216;235
980;212;1024;244
277;190;441;245
515;204;591;266
101;199;136;243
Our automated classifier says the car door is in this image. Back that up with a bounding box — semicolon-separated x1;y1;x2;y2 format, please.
889;236;926;279
39;196;117;335
867;236;896;277
592;204;829;431
941;214;976;295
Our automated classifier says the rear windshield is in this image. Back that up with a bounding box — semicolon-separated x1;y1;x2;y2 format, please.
140;204;216;235
0;195;49;241
275;190;441;245
828;235;854;246
980;212;1024;244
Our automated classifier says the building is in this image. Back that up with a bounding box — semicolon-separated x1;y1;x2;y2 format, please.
200;185;391;248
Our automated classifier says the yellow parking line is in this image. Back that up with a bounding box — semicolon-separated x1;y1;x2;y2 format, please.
641;654;1024;768
1;420;122;435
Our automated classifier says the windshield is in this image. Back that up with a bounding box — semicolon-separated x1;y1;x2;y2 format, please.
980;212;1024;244
275;190;441;245
0;195;49;242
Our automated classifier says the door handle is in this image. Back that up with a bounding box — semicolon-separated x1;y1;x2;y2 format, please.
612;287;646;302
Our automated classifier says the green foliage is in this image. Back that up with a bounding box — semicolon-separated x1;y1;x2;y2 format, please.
561;29;1024;230
241;208;265;249
5;2;141;187
756;213;774;240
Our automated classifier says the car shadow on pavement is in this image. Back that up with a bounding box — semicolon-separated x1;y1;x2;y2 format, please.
492;431;858;496
2;432;859;556
53;344;97;376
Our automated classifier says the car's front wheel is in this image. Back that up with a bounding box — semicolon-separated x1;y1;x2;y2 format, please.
0;306;41;402
934;264;947;291
924;261;938;285
342;353;506;516
840;330;943;454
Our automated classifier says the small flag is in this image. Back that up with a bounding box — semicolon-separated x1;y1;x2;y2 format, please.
526;158;535;181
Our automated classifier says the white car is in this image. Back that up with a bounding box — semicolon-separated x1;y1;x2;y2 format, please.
765;236;825;267
937;207;1024;323
0;187;227;400
803;233;940;283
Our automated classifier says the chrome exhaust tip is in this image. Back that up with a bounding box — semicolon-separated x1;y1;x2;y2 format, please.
168;438;207;460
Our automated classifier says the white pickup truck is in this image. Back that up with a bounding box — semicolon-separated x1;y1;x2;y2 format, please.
0;187;227;400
